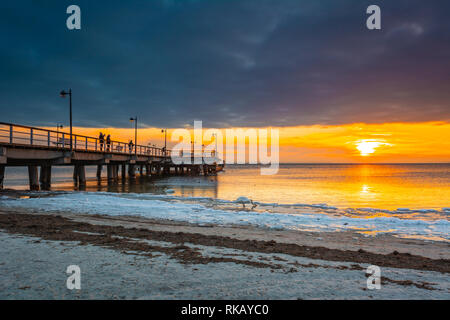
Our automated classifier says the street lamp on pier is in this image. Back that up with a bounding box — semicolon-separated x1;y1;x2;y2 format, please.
212;133;218;158
59;89;72;152
161;129;167;156
56;124;64;144
129;117;137;155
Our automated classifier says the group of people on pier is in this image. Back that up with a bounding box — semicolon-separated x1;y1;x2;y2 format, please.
98;132;111;152
98;132;134;153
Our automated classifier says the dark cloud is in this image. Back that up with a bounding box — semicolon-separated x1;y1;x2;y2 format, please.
1;0;449;128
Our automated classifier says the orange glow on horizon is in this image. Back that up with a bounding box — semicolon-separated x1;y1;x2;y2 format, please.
44;121;450;163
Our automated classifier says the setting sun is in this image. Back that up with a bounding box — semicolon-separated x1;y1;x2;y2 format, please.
355;139;391;156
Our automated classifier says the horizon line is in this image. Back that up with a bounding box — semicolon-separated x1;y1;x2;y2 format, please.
225;162;450;165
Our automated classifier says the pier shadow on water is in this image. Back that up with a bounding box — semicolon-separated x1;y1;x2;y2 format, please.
70;172;219;199
1;166;219;199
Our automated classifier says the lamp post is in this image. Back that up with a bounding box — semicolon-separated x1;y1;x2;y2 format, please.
56;124;64;145
161;129;167;156
130;117;137;155
212;133;217;158
60;89;72;152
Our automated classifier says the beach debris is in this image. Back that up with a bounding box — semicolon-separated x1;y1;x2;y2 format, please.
165;189;175;194
235;196;257;210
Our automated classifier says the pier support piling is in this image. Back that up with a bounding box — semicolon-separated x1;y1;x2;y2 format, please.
128;164;135;178
78;165;86;187
115;165;119;181
73;165;86;187
46;166;52;189
107;165;114;183
39;165;52;190
39;166;44;186
121;164;126;180
28;165;39;191
96;165;102;180
149;164;154;176
0;165;5;190
73;166;78;183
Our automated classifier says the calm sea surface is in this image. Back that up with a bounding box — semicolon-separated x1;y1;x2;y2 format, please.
3;163;449;211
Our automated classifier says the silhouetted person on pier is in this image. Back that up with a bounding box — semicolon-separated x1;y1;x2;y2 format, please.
99;132;104;151
106;134;111;152
128;140;134;154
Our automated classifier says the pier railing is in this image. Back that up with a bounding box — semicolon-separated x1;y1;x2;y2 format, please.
0;122;171;157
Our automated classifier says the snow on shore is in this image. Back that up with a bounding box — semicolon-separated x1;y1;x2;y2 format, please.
0;192;448;241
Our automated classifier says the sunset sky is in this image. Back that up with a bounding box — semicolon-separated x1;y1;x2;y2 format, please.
62;121;450;163
2;1;450;163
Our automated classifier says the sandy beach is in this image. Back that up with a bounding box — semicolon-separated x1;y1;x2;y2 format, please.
0;206;448;299
2;0;450;306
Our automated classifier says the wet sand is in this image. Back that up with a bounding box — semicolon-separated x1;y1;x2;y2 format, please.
0;208;449;272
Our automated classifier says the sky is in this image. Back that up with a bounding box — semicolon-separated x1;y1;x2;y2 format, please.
1;1;450;162
54;121;450;163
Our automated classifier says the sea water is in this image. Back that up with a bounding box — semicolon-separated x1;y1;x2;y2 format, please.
1;164;449;240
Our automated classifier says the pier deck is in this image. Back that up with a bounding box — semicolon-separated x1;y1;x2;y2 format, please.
0;122;220;190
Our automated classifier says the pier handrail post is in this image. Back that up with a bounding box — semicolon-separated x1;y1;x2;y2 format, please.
30;128;33;145
48;131;50;147
9;125;13;144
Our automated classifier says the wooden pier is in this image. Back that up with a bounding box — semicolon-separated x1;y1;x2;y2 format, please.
0;122;221;190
